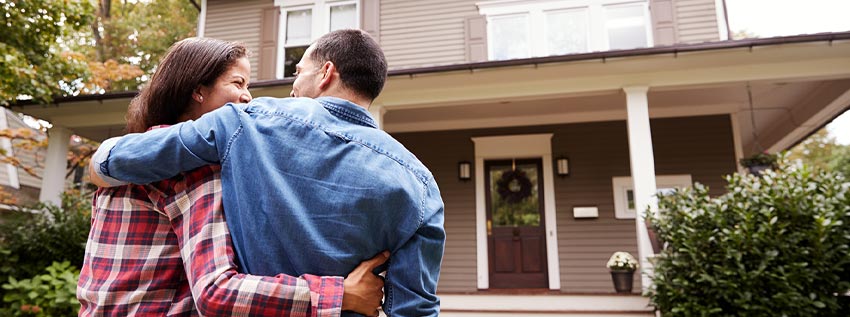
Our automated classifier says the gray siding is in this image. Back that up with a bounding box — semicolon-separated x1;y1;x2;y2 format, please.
5;113;44;189
393;115;736;293
675;0;720;43
380;0;479;69
205;0;272;81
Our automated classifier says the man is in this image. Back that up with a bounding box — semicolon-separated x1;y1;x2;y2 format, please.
91;29;445;317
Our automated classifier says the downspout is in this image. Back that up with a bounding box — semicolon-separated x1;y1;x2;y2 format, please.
194;0;207;38
721;0;733;40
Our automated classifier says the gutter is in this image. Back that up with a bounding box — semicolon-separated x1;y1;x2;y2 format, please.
8;31;850;106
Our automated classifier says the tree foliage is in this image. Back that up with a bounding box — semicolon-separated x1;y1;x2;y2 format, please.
0;0;94;105
73;0;198;93
788;128;850;178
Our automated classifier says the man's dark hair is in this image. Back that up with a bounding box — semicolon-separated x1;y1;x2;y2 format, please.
310;29;388;101
125;38;248;133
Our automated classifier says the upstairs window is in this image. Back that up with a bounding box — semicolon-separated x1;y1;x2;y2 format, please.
478;0;652;61
277;0;359;78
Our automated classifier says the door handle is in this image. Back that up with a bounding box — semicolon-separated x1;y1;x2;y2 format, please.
487;220;492;236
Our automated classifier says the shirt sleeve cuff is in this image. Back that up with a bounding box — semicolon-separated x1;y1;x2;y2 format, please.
93;137;129;187
302;274;344;317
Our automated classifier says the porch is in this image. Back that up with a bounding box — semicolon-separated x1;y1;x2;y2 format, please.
439;293;653;317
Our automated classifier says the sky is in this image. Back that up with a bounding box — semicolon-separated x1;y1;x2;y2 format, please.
725;0;850;145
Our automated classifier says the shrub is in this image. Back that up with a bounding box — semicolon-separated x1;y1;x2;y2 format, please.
648;161;850;316
0;192;91;314
2;261;81;316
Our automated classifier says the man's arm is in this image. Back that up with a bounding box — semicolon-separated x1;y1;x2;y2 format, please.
164;171;386;316
383;183;446;317
90;104;240;187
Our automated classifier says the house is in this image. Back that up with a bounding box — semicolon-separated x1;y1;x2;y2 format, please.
0;108;45;209
8;0;850;315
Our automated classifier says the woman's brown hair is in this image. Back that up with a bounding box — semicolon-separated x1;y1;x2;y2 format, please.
125;38;247;133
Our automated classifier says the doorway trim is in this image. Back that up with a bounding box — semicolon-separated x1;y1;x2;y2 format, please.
471;134;560;290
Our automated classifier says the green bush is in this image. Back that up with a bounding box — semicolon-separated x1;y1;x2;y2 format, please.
648;161;850;316
2;261;80;316
0;193;91;315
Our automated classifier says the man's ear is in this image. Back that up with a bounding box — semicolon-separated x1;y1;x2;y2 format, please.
318;61;335;90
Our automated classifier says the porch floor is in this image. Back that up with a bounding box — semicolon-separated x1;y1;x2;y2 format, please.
438;293;655;317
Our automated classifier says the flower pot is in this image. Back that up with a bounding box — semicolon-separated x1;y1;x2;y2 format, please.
610;270;634;293
746;164;771;176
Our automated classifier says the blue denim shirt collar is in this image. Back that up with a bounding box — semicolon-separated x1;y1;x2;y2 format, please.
315;96;377;129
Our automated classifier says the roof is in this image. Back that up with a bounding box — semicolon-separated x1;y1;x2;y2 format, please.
8;31;850;107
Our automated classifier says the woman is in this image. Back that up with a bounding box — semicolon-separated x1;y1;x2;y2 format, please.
78;37;385;317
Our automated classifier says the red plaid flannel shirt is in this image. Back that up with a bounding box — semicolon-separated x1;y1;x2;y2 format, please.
77;165;344;316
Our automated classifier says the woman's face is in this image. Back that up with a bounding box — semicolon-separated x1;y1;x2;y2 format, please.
197;57;252;115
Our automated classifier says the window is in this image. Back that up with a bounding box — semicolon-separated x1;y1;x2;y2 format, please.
277;0;359;78
478;0;652;61
611;175;692;219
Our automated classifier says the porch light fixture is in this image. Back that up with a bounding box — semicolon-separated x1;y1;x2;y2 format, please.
556;157;570;177
458;161;472;181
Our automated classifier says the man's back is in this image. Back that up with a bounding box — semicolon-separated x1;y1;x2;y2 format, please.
97;96;445;316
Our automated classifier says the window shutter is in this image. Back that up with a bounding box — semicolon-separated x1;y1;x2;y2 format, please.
360;0;380;42
465;16;487;62
650;0;678;46
258;7;279;81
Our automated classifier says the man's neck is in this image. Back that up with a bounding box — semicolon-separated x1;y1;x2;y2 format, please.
318;89;371;110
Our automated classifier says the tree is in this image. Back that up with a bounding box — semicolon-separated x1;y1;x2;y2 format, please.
788;128;850;177
0;0;95;105
73;0;198;93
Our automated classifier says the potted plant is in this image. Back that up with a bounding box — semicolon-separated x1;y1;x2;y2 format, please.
607;251;639;293
739;151;777;176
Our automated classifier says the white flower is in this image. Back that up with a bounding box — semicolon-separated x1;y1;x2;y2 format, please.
607;251;639;271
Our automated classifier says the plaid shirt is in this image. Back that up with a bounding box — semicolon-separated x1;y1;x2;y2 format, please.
77;164;344;316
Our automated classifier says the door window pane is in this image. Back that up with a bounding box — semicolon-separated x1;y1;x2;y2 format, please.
286;9;312;45
545;9;589;55
330;3;357;31
605;4;648;50
490;14;530;60
489;163;540;227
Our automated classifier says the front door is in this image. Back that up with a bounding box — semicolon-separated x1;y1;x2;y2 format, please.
485;158;548;288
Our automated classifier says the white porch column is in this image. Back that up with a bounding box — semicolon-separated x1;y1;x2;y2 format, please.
368;104;386;130
38;126;71;206
623;86;659;292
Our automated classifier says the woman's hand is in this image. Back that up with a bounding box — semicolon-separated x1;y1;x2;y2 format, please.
342;251;390;316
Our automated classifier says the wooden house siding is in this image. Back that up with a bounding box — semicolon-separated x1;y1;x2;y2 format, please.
393;114;736;292
6;113;44;189
674;0;720;43
204;0;272;81
380;0;479;69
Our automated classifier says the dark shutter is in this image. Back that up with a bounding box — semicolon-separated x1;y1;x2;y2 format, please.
258;7;280;80
465;16;487;62
650;0;678;46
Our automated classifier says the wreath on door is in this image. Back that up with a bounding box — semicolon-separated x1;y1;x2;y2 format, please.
496;170;533;203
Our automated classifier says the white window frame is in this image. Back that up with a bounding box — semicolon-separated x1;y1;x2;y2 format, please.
275;0;360;78
477;0;652;59
612;174;692;219
601;1;654;51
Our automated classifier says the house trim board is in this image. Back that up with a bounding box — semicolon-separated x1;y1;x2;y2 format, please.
471;133;560;290
197;0;207;38
768;87;850;153
729;112;745;174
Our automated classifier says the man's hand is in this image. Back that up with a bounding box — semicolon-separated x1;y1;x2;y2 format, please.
342;251;389;316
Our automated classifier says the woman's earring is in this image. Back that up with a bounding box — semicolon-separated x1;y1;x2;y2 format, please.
198;96;204;102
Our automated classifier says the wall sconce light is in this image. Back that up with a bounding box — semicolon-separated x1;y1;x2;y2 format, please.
458;161;472;181
556;157;570;177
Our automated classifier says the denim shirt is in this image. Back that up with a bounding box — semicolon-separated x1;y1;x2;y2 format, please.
94;97;445;317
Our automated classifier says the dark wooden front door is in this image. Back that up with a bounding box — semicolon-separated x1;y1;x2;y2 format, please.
486;159;548;288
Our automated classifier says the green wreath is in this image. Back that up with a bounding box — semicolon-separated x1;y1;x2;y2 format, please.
496;170;533;203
